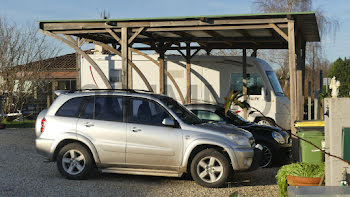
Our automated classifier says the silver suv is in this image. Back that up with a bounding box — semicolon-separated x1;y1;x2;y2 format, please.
35;90;261;187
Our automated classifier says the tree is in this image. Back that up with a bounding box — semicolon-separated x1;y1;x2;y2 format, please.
327;58;350;97
252;0;339;99
0;17;59;119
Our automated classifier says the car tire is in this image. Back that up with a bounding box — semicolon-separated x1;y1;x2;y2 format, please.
57;143;94;180
190;148;231;188
258;143;274;168
255;117;275;127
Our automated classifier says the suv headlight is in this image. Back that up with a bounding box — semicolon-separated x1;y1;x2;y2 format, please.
226;133;251;146
272;131;285;144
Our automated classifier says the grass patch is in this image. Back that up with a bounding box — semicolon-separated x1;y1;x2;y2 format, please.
1;119;35;128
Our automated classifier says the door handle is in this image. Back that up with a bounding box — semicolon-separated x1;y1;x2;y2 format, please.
84;123;94;127
131;127;141;132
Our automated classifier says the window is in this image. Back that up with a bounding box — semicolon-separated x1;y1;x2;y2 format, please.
80;97;94;119
230;73;264;95
110;69;122;83
129;98;171;126
192;110;225;122
95;96;123;122
266;71;284;96
56;97;84;117
160;97;202;125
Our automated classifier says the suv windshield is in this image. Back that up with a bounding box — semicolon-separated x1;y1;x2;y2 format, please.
266;71;284;96
161;98;202;125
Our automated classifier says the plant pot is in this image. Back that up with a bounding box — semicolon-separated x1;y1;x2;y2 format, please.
287;175;321;186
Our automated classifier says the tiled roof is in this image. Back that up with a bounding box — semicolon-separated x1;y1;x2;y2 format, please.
42;52;77;70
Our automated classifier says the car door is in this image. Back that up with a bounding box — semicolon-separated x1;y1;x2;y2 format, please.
76;95;126;165
126;97;183;168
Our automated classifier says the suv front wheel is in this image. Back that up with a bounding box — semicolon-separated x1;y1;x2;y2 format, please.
190;148;231;188
57;143;94;180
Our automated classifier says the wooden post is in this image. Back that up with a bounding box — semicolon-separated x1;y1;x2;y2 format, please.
121;27;128;89
308;81;312;120
242;48;248;119
296;38;303;120
128;47;133;89
159;51;165;94
186;42;191;104
288;20;297;135
76;53;81;90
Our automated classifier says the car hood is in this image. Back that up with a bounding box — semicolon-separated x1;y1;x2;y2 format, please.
239;123;290;140
191;122;253;139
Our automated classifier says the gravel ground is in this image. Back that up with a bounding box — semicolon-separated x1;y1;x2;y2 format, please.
0;128;279;197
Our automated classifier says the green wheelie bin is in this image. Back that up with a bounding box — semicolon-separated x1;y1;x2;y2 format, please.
295;120;325;164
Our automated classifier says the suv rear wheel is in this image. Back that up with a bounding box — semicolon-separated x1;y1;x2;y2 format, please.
57;143;94;180
190;148;231;188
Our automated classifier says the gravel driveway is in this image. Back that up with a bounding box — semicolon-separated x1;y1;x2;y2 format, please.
0;128;279;197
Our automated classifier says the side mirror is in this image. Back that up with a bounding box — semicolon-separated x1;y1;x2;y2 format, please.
162;118;176;127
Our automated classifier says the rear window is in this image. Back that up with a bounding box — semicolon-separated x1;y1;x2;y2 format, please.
55;97;84;117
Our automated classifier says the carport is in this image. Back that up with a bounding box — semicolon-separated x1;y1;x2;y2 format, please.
38;12;320;134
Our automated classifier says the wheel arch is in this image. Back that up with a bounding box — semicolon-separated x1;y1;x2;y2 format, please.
52;137;101;166
182;140;235;174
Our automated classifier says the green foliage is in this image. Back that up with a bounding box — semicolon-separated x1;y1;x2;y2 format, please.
229;191;238;197
328;58;350;97
224;90;250;117
1;119;35;128
276;162;325;197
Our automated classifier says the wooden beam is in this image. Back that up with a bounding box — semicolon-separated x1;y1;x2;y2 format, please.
159;51;165;94
270;23;288;41
128;47;133;89
203;30;233;47
237;29;259;45
121;27;128;89
50;24;288;35
242;49;248;119
40;30;111;89
186;42;191;104
128;27;144;44
133;42;288;50
41;18;289;31
93;40;153;92
288;20;297;135
64;35;76;44
191;48;201;58
131;48;185;104
107;28;121;44
78;38;86;47
145;24;288;32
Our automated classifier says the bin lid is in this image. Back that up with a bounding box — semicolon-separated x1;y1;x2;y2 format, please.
295;120;324;127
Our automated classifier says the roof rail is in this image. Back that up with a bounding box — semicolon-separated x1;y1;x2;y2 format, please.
55;90;69;96
75;89;153;93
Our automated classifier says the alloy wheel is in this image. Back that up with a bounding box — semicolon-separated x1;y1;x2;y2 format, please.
196;156;224;183
62;149;86;175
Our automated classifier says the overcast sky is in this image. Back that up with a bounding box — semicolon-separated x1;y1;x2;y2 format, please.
1;0;348;64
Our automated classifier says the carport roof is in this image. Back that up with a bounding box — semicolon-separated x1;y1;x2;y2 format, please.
39;12;320;50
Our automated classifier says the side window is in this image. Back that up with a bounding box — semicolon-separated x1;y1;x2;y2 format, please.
95;96;123;122
230;73;264;95
129;98;171;126
56;97;84;118
193;110;224;122
80;97;94;119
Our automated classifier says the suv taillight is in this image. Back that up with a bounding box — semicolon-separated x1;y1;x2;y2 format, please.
40;118;46;133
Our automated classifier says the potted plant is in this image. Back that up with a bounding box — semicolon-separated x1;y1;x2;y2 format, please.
276;162;325;197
